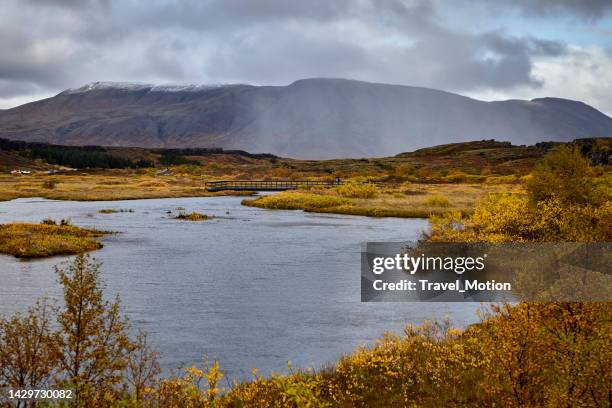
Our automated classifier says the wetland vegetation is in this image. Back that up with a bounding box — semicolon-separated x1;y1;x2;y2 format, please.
242;182;522;218
99;208;134;214
0;221;106;258
0;139;563;203
175;211;210;221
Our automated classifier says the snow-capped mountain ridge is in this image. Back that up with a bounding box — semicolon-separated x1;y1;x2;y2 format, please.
65;81;237;94
3;78;611;159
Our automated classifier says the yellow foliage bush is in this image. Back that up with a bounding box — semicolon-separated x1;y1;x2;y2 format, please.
394;163;414;177
337;183;379;198
429;193;611;243
215;302;611;407
423;194;450;207
143;360;223;407
526;145;603;206
429;146;611;243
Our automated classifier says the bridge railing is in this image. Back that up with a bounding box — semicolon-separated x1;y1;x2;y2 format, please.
205;180;340;191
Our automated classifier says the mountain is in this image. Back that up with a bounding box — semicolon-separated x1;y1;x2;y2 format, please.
1;78;611;159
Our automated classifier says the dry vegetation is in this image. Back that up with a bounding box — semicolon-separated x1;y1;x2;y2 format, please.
0;222;106;258
429;146;612;243
0;140;550;203
243;182;523;218
0;171;255;202
175;211;210;221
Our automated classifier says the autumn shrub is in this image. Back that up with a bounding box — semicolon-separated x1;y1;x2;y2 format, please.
417;167;432;178
443;171;469;183
420;147;611;406
423;194;450;207
142;360;223;407
526;145;603;205
217;301;611;407
470;302;611;407
393;163;414;178
429;145;611;243
337;183;379;198
175;211;209;221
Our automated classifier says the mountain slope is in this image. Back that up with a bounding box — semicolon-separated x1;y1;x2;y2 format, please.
1;78;611;159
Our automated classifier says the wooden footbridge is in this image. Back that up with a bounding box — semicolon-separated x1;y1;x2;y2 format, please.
205;180;340;192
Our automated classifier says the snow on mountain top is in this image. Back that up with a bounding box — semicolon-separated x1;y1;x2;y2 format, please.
66;82;152;93
65;81;236;94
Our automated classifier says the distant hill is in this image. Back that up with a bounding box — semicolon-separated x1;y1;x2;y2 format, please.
0;78;611;159
0;150;48;172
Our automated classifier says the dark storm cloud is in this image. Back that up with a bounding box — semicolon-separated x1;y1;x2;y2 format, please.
0;27;80;89
0;0;608;110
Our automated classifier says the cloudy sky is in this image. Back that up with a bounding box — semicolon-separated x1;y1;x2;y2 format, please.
1;0;611;114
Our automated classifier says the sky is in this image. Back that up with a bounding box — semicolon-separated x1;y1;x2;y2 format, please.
1;0;611;115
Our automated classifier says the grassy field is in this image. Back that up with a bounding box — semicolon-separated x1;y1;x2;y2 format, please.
1;139;605;222
0;140;539;205
242;182;524;218
0;171;255;202
0;222;107;258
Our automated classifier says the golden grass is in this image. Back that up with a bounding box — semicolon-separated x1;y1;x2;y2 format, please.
0;172;255;202
423;194;450;207
337;183;379;198
175;212;209;221
242;192;349;211
0;223;107;258
243;183;523;218
0;139;543;203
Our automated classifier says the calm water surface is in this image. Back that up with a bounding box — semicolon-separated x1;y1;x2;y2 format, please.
0;196;479;378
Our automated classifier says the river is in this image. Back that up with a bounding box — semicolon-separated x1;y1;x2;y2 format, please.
0;196;480;378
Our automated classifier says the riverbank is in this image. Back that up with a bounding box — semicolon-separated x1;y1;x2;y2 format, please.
242;182;523;218
0;172;255;202
1;169;523;218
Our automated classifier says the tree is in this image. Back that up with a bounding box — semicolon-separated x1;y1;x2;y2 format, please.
0;300;60;408
126;330;160;402
55;254;132;406
526;145;600;206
